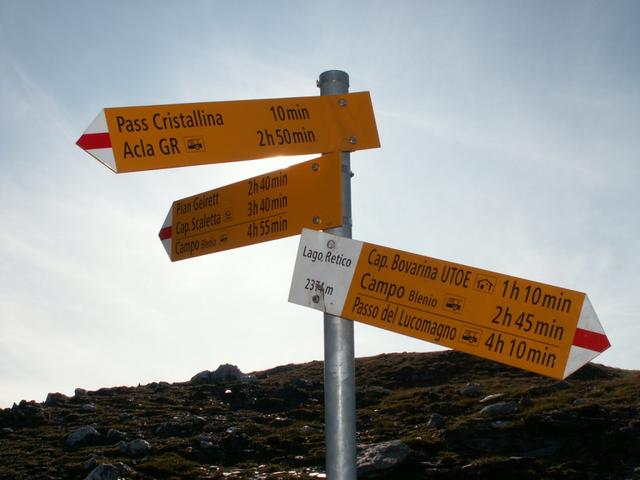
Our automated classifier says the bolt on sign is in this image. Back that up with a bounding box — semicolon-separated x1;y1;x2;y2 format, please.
289;229;610;380
76;92;379;173
159;154;343;261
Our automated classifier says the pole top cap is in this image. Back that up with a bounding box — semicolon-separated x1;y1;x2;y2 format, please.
318;70;349;94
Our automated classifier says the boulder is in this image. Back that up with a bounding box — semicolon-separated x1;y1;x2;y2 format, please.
83;456;98;471
190;370;213;384
106;428;127;443
479;401;518;418
84;462;133;480
65;426;101;449
74;388;88;399
190;364;254;384
459;383;482;397
118;438;151;457
357;440;410;477
45;392;69;406
428;413;446;429
11;401;46;424
213;364;244;381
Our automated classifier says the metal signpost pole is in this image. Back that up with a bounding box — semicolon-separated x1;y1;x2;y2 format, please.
318;70;357;480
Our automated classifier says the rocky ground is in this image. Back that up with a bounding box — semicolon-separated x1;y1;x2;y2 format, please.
0;350;639;479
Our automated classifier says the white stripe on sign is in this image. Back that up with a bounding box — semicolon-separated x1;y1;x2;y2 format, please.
84;110;108;134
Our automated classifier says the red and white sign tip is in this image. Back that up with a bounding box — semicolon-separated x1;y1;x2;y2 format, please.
565;296;611;378
76;111;116;172
159;209;172;259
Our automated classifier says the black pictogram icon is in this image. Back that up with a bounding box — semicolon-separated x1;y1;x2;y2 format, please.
185;136;205;152
474;274;497;294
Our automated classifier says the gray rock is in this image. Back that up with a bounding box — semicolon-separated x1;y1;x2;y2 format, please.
74;388;88;398
479;401;518;418
10;401;46;422
211;363;243;381
427;413;446;429
200;439;214;450
45;392;69;406
84;465;118;480
190;370;213;384
83;456;98;471
118;438;151;457
459;383;482;397
357;440;410;477
106;428;127;443
84;462;133;480
65;426;101;449
156;381;171;391
479;393;504;403
81;404;97;413
190;363;252;384
1;427;13;435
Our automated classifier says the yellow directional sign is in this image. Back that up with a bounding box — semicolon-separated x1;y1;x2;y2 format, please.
77;92;380;173
159;154;343;261
289;230;610;380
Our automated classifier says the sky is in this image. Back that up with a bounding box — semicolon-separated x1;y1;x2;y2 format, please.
0;1;638;407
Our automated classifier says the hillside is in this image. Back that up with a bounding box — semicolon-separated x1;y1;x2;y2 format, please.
1;350;639;479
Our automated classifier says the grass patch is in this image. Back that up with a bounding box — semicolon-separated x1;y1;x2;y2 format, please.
136;452;202;478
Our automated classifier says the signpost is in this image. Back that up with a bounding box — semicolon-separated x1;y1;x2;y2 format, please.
317;70;356;480
159;153;343;261
76;92;379;173
79;69;609;480
289;229;610;380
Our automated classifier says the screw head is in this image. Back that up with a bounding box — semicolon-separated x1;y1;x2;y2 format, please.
338;98;348;107
327;240;336;249
312;295;320;304
313;216;321;225
348;136;357;145
311;162;319;171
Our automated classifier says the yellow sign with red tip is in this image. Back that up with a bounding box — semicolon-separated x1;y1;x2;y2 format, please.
159;154;343;261
77;92;379;173
289;229;610;380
